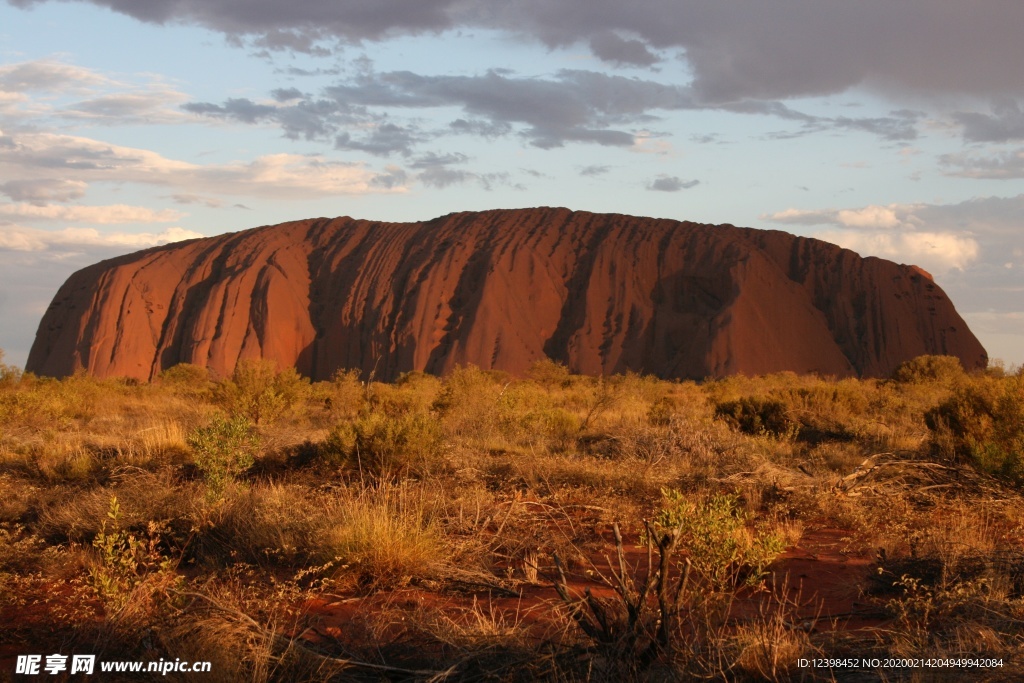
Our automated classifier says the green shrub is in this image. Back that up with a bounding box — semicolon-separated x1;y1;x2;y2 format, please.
526;358;572;391
892;355;965;384
541;407;580;452
348;411;443;476
187;414;259;497
653;490;784;588
926;376;1024;484
432;365;504;442
0;349;21;387
714;396;797;439
314;368;365;421
215;359;309;425
319;421;357;467
89;496;174;613
157;363;211;394
371;371;442;416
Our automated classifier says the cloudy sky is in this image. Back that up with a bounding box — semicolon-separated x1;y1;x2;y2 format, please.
1;1;1022;369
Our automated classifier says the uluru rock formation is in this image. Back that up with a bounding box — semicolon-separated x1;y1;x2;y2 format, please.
27;208;987;381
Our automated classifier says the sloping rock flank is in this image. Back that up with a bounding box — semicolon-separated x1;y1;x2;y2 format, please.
27;208;987;381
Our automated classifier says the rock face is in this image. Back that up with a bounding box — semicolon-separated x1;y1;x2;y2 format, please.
26;208;987;381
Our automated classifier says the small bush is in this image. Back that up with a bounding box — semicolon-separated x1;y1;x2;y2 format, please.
215;359;309;425
157;363;211;391
926;375;1024;484
349;411;443;476
714;397;796;439
433;365;504;443
526;358;572;391
892;355;965;384
541;407;580;452
0;349;22;387
647;396;678;426
313;368;365;421
89;496;176;615
187;415;259;497
653;490;785;588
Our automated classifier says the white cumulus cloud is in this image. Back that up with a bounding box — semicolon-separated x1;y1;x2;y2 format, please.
0;203;183;224
0;131;407;198
816;229;980;274
0;224;203;252
0;224;204;253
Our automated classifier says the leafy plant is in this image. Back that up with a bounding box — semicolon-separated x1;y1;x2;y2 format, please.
0;348;21;387
714;396;797;439
354;411;443;476
653;490;784;589
89;496;174;613
215;359;309;424
187;414;259;497
926;375;1024;484
891;355;965;384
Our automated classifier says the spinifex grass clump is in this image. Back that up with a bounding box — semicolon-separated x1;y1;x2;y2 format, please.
322;483;442;588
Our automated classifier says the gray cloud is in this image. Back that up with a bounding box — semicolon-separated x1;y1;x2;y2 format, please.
369;166;409;189
182;97;278;124
954;100;1024;143
168;193;223;208
0;179;86;204
449;118;513;138
323;68;697;148
648;176;699;192
765;110;920;142
941;148;1024;179
9;1;1024;104
335;122;424;156
579;164;610;176
183;96;367;141
271;87;304;102
417;166;470;188
7;0;458;42
588;32;658;67
410;152;469;168
406;151;514;190
184;65;922;157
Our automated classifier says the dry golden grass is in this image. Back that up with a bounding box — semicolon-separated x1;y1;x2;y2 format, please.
1;355;1022;680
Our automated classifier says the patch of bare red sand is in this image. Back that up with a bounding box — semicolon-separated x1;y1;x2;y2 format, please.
297;527;889;650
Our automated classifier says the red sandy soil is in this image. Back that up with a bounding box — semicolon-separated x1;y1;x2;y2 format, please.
27;208;985;382
298;528;888;648
0;528;890;675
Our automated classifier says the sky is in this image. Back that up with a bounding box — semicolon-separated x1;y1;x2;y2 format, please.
0;1;1021;370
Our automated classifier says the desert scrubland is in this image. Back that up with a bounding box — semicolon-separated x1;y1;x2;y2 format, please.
1;354;1022;681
